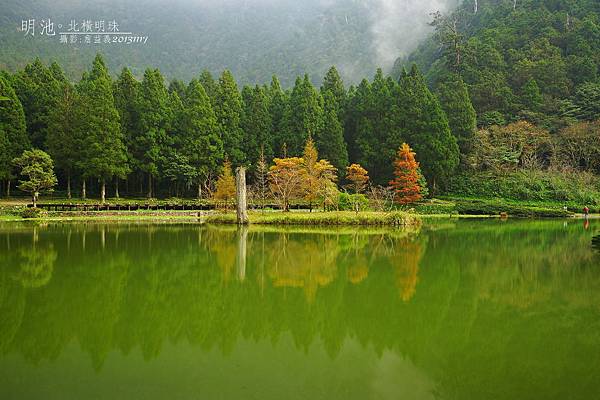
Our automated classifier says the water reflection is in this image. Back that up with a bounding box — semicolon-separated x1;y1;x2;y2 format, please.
0;221;599;399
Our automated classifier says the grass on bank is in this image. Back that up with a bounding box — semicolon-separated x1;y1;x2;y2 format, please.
0;195;581;222
206;211;421;226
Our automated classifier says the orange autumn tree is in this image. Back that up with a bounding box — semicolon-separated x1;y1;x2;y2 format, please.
389;143;422;204
345;163;369;193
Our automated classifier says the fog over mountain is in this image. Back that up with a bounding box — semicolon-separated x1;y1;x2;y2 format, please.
0;0;459;85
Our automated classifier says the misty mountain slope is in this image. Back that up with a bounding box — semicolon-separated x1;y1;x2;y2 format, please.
0;0;456;86
395;0;600;129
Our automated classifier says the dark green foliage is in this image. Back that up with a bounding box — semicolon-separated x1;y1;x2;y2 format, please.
198;70;218;105
76;55;128;186
168;79;187;103
268;76;289;157
561;82;600;121
398;65;459;190
402;0;600;131
0;75;29;181
284;75;324;155
214;70;245;166
241;85;272;169
113;68;140;169
318;91;348;173
11;58;61;148
180;80;223;195
436;75;477;155
346;70;402;185
46;81;79;196
135;68;171;195
321;66;347;118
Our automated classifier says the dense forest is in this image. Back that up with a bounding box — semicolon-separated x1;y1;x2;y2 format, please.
1;0;600;205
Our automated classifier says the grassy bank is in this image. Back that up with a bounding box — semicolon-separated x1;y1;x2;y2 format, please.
413;197;574;218
206;211;421;226
0;196;580;222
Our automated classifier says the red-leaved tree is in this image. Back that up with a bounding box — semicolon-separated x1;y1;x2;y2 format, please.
389;143;422;205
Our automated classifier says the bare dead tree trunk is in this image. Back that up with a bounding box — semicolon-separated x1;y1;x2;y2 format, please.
101;179;106;204
514;0;517;10
197;182;202;200
147;174;152;199
82;179;86;200
6;179;11;198
67;172;72;199
474;0;478;13
115;177;120;199
236;167;249;225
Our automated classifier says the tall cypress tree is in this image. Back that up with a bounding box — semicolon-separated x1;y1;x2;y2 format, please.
46;80;79;198
321;66;347;118
241;85;272;169
136;68;171;197
318;90;348;172
268;75;289;157
181;80;223;199
77;54;128;203
398;65;459;190
214;70;245;166
284;74;324;156
199;70;218;105
436;75;477;156
350;70;402;185
113;67;140;181
0;75;29;196
12;58;61;149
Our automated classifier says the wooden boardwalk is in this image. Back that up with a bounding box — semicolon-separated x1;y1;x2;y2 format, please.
30;202;306;212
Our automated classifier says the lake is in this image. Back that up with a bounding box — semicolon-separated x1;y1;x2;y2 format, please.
0;219;599;399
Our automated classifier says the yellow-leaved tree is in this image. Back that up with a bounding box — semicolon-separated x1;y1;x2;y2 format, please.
302;137;337;211
213;159;236;209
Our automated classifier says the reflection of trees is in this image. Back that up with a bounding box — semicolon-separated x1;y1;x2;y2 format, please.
391;237;424;302
13;245;57;288
1;222;600;399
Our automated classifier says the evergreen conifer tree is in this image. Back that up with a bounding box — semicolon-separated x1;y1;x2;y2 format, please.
0;75;29;196
181;80;223;199
76;54;128;203
214;70;245;166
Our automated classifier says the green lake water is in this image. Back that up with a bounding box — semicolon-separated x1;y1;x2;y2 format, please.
0;219;599;399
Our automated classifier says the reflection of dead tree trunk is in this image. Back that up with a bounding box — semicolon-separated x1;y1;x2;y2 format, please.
236;167;249;225
236;226;248;281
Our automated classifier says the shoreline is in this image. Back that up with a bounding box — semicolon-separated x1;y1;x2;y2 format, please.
0;210;595;225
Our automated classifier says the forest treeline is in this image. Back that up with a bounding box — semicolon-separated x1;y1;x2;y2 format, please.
1;50;600;204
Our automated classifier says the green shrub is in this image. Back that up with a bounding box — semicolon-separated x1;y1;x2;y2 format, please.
20;207;48;219
338;192;370;212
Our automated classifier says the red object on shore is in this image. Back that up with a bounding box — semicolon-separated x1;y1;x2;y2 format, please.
584;206;590;215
